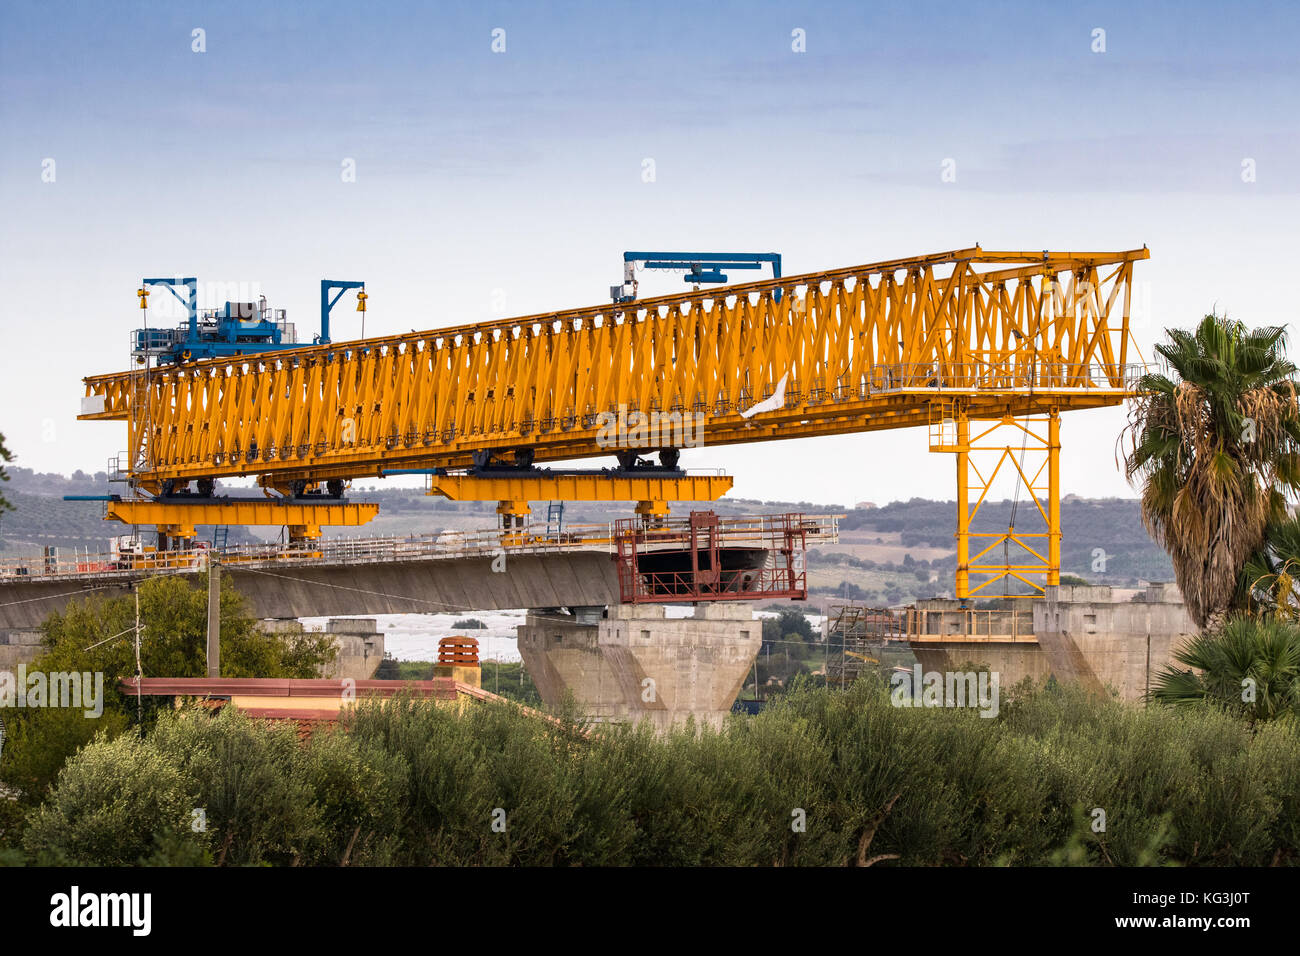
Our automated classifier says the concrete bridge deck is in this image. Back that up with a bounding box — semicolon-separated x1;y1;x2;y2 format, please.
0;543;622;628
0;516;838;628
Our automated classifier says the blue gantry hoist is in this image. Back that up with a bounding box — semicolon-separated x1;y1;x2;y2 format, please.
612;251;781;304
131;277;366;364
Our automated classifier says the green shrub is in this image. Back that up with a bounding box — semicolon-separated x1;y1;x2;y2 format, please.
148;708;320;866
23;730;200;865
14;678;1300;866
0;706;129;807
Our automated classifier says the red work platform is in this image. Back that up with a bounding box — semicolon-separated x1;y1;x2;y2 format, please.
613;511;810;604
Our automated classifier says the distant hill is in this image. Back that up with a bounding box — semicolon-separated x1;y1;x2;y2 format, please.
0;467;263;553
0;469;1175;598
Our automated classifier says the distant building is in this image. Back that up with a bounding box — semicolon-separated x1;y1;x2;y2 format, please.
854;501;877;510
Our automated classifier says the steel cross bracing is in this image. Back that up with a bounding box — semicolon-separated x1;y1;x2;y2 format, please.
930;407;1061;600
80;246;1148;491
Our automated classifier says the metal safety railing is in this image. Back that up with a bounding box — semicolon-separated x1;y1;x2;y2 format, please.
614;512;838;603
903;606;1037;642
863;361;1145;395
0;514;840;585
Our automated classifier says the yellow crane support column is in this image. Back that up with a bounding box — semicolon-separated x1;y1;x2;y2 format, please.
955;412;971;603
1048;408;1061;588
287;524;323;546
156;524;198;553
634;498;671;528
496;499;531;529
933;405;1060;602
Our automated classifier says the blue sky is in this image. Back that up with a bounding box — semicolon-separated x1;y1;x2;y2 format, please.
2;0;1298;506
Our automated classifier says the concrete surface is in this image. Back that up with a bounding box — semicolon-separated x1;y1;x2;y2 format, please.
0;551;621;628
0;628;45;672
1033;583;1194;699
262;617;385;681
517;603;760;732
906;583;1196;700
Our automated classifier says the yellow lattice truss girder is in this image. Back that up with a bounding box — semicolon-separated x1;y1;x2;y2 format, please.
79;246;1148;493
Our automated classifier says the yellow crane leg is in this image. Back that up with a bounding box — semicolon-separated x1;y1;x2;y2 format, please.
495;499;532;536
955;413;971;603
1048;409;1060;588
287;524;323;545
496;499;532;519
943;410;1060;602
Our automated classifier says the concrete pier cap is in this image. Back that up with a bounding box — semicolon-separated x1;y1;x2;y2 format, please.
516;602;760;733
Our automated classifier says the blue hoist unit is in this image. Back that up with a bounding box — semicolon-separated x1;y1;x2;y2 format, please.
319;279;367;345
131;277;366;365
612;251;782;304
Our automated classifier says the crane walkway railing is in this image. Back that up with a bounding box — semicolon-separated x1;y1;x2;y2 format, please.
861;361;1145;396
0;515;839;585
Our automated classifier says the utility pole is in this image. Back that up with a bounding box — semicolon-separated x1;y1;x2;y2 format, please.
134;585;143;720
207;553;220;678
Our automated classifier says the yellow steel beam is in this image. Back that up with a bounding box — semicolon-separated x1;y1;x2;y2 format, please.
78;247;1148;493
106;499;379;528
429;473;733;504
955;414;970;600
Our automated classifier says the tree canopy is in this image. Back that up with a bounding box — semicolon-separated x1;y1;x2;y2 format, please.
0;432;13;513
1123;314;1300;628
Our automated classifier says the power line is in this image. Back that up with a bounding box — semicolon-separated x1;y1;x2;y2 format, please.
0;584;115;610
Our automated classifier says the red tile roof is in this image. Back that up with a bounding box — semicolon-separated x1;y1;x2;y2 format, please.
115;676;579;735
119;677;460;699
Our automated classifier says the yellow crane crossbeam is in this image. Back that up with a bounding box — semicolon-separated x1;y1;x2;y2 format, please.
106;499;378;531
79;246;1148;492
429;473;733;504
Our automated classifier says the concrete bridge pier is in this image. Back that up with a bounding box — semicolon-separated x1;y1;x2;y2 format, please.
516;603;760;732
904;584;1196;701
0;628;44;671
261;617;385;680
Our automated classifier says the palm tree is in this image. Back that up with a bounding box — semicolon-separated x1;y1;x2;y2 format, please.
0;431;12;513
1122;315;1300;629
1242;510;1300;620
1150;616;1300;722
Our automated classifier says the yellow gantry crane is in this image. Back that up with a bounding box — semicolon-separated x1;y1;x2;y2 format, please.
79;245;1149;599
